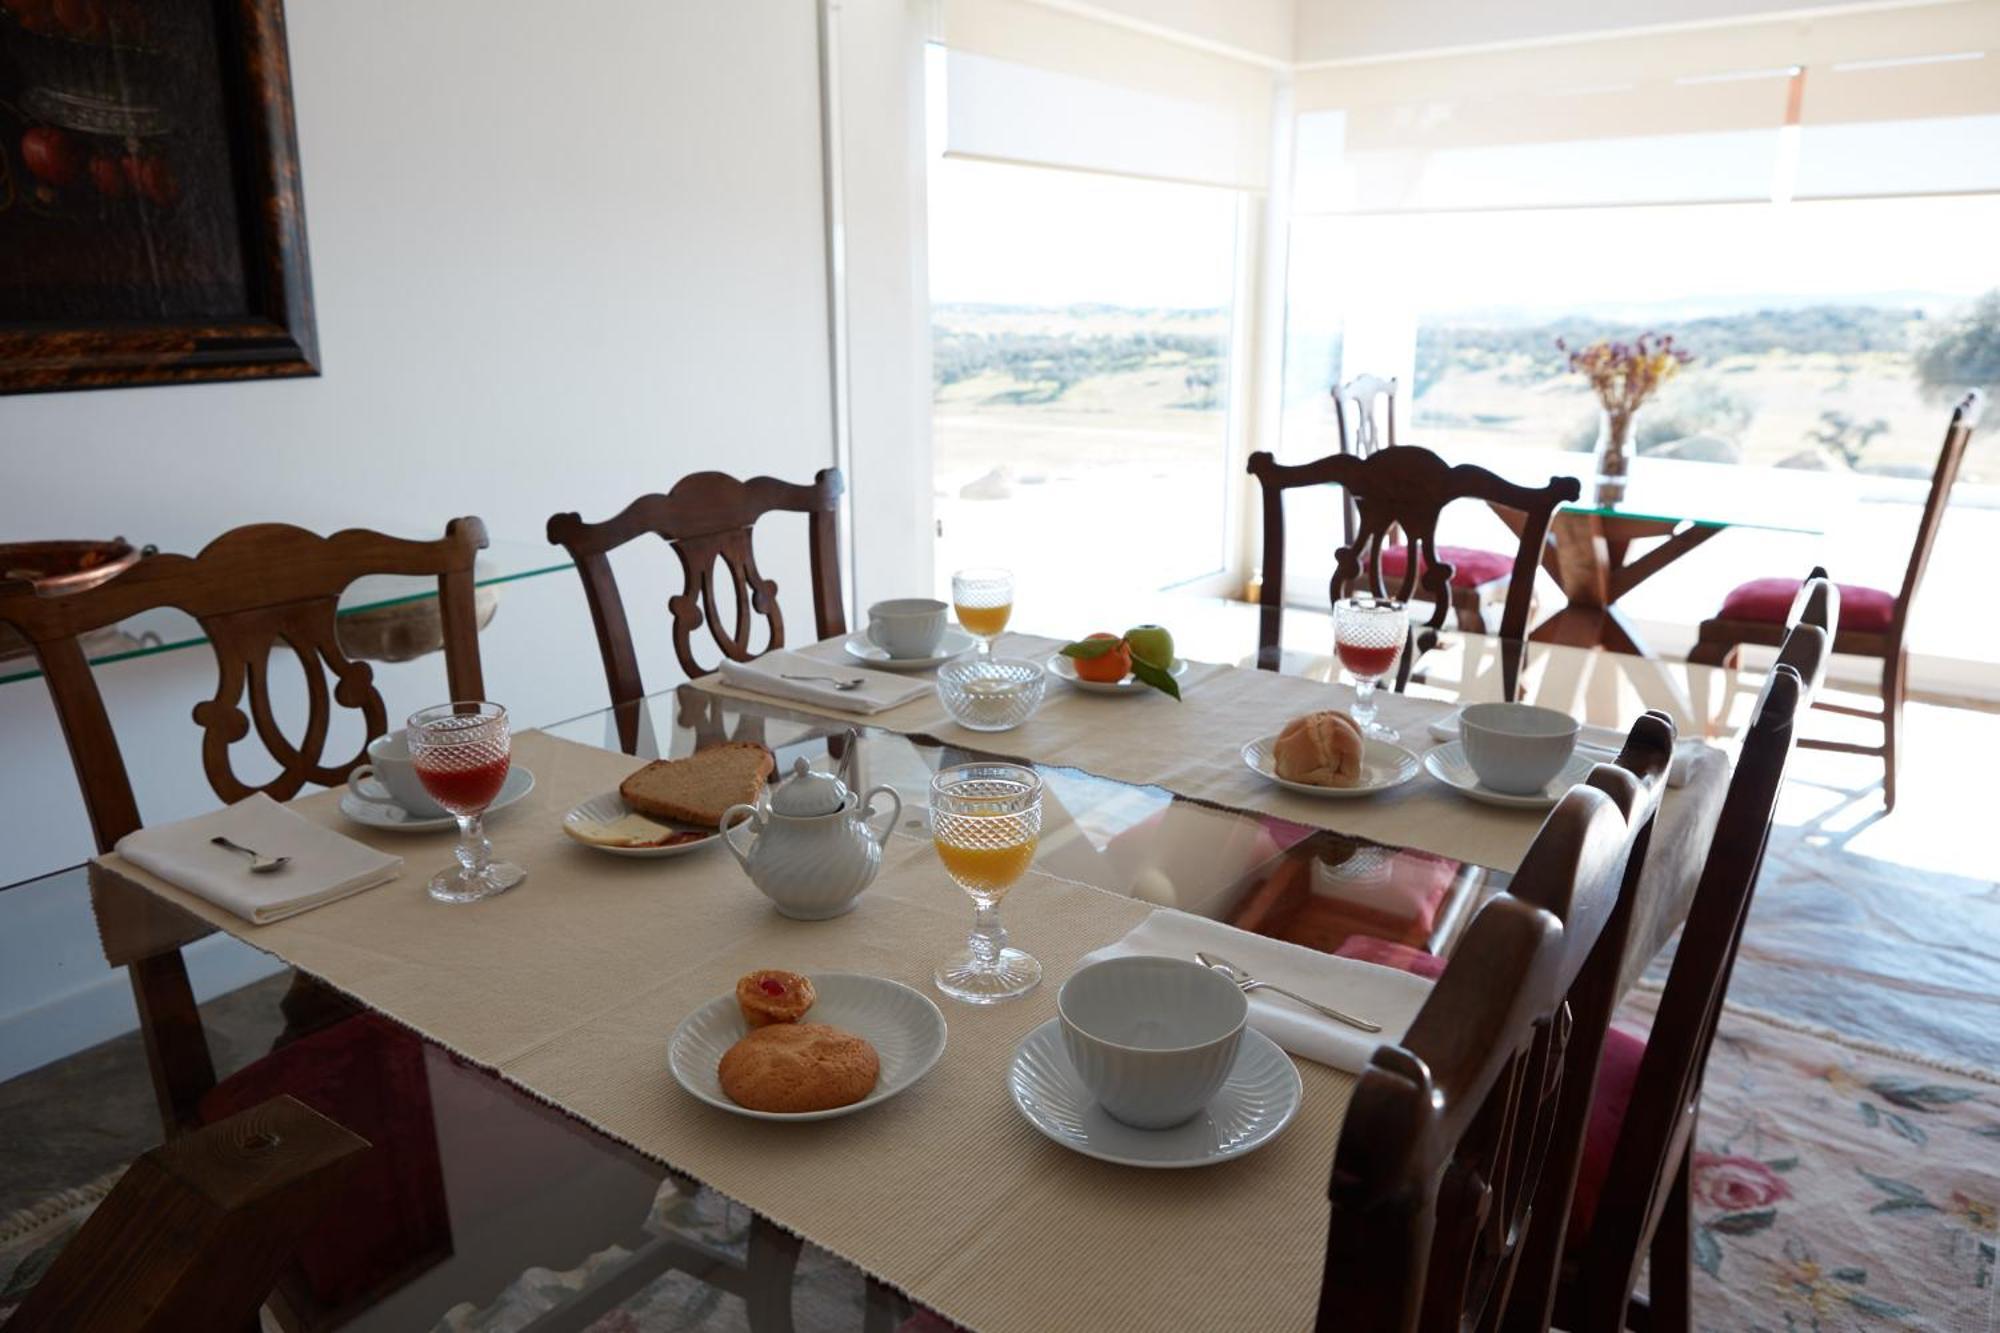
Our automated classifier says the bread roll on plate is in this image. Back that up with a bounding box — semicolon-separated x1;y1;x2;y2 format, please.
1272;710;1366;788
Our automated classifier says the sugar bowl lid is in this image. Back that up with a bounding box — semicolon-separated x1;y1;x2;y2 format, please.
770;757;850;817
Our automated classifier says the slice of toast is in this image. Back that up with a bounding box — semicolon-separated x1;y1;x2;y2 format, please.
619;743;776;828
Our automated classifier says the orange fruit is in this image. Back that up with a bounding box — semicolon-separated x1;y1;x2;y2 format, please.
1071;632;1132;683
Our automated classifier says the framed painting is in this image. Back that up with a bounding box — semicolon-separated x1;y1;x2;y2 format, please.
0;0;315;394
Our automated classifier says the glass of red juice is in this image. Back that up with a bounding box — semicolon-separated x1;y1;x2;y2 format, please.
407;702;526;903
1334;596;1407;740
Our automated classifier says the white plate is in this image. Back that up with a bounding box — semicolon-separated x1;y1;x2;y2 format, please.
561;791;719;858
1422;741;1597;810
337;765;535;832
669;973;948;1122
842;628;977;671
1008;1019;1301;1168
1045;653;1193;695
1240;734;1421;798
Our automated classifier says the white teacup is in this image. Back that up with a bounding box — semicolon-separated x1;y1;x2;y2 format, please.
1459;702;1581;795
1059;956;1247;1130
867;598;948;659
347;730;448;818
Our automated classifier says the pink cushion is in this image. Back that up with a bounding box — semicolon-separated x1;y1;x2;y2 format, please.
1380;544;1516;590
1332;936;1447;980
1569;1024;1648;1239
1717;577;1894;633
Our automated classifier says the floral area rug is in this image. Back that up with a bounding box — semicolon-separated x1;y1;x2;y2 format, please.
1618;988;1999;1333
0;1169;122;1324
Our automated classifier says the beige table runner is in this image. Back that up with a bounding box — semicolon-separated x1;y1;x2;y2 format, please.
95;730;1350;1333
701;632;1580;872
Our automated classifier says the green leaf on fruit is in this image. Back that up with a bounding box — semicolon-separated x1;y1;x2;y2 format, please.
1060;638;1121;660
1130;657;1182;701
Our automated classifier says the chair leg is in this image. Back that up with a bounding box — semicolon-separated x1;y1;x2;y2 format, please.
1453;590;1488;635
1881;650;1906;812
1686;634;1737;738
746;1215;802;1333
1646;1148;1693;1333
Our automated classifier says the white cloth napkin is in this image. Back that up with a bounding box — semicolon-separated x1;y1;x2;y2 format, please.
116;793;403;925
1077;908;1434;1073
1425;709;1704;787
716;650;932;715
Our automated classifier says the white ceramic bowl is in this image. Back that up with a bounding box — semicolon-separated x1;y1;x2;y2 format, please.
1058;956;1247;1130
1458;702;1581;795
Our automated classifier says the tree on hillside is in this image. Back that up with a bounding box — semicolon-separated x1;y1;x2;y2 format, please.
1914;290;2000;402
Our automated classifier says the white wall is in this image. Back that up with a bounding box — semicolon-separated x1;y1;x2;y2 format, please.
0;0;848;1075
1292;0;1917;63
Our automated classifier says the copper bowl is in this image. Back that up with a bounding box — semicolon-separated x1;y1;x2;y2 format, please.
0;538;145;662
0;537;144;593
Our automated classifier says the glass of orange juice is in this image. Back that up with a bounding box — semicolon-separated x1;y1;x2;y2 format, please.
951;567;1014;656
929;762;1042;1003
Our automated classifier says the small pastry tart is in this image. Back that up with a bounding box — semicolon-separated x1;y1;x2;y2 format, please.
735;969;816;1027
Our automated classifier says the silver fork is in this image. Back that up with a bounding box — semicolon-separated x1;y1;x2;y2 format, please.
782;674;865;692
1196;950;1381;1033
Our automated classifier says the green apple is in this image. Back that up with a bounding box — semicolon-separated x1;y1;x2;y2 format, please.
1122;624;1175;669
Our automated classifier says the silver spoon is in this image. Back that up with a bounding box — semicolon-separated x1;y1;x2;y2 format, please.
211;835;291;874
1195;950;1381;1033
781;674;865;692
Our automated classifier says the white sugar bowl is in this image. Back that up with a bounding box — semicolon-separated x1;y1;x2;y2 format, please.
720;759;903;920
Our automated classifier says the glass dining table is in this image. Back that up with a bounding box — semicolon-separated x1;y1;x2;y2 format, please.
0;634;1734;1332
1467;447;1834;656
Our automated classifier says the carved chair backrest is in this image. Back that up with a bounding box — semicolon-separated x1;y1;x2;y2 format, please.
1502;711;1676;1327
1321;783;1631;1332
1571;616;1829;1326
1334;374;1400;544
1895;391;1981;632
0;520;489;853
546;469;845;722
1248;445;1580;693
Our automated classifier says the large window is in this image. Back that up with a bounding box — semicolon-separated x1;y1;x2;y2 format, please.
928;153;1242;611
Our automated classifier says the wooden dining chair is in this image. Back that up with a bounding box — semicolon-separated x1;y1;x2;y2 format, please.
0;521;491;1329
1515;617;1831;1333
1332;375;1523;637
1689;392;1978;810
546;468;846;724
1248;444;1580;699
1320;779;1635;1331
4;1095;367;1333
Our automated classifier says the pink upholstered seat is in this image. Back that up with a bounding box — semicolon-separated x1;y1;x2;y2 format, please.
1717;577;1895;633
1379;544;1515;590
1332;935;1447;980
1568;1024;1648;1238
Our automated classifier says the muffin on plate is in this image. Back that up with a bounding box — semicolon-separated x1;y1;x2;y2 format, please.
736;969;816;1027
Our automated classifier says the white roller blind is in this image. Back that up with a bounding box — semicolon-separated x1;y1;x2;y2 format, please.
939;0;1275;191
1292;0;2000;213
1793;2;2000;198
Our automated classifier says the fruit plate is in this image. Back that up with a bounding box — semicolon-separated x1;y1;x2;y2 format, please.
561;791;719;858
669;973;948;1122
1045;653;1192;695
1241;735;1421;798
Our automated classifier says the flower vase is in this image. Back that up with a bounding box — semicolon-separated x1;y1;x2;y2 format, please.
1595;407;1634;505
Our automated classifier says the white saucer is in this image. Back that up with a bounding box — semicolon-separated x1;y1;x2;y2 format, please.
669;973;948;1122
561;791;719;858
1422;742;1596;810
842;628;977;671
1008;1019;1301;1168
1046;653;1193;695
1241;734;1421;798
337;765;535;831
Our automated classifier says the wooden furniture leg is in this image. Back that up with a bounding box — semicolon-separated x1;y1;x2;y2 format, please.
1882;649;1906;811
746;1214;803;1333
5;1095;367;1333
